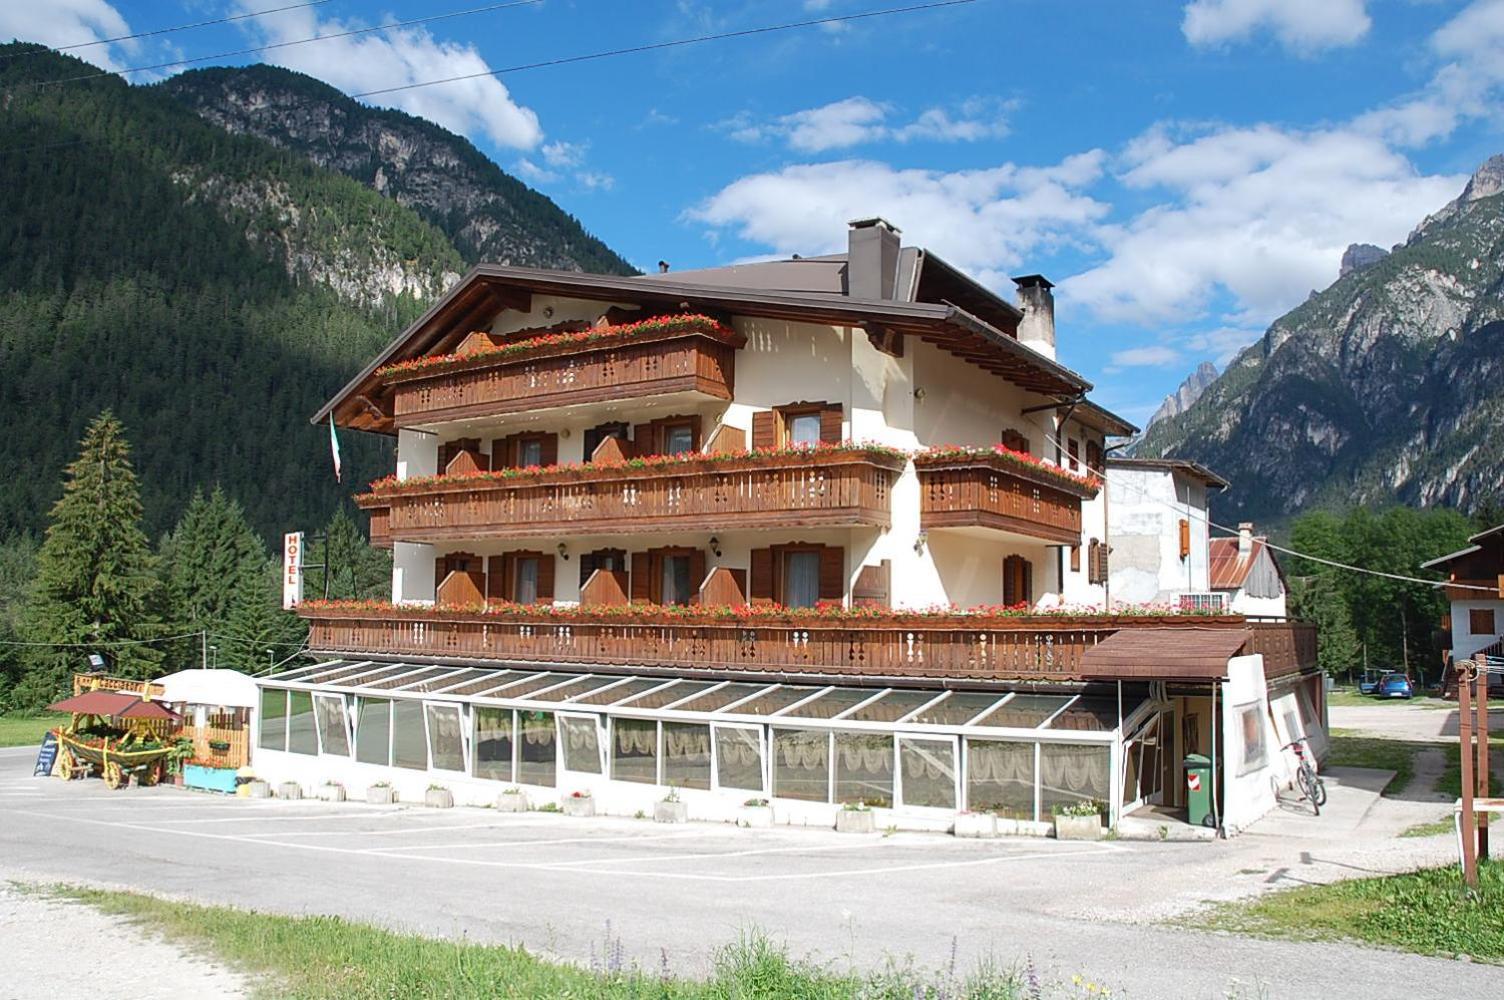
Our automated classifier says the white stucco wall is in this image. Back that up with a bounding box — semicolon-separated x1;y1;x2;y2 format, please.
1106;466;1211;606
1227;591;1288;618
1220;654;1284;833
395;428;437;482
1448;599;1504;661
392;541;436;605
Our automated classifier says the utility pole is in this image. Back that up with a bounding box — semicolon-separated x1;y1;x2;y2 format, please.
200;631;207;670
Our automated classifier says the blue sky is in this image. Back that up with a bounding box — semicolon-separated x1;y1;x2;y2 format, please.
5;0;1503;424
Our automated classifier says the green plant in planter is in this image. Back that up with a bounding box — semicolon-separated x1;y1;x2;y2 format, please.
662;786;681;803
1055;800;1105;818
537;802;561;813
164;738;196;775
427;783;448;792
207;739;231;753
743;798;769;807
370;781;390;788
842;802;871;812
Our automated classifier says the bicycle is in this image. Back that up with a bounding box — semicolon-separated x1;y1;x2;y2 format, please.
1283;737;1326;814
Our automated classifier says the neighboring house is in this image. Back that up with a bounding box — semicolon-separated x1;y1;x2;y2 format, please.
1106;458;1228;610
1209;525;1289;618
255;218;1321;835
1421;524;1504;687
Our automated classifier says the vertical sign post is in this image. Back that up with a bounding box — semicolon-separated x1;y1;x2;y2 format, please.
282;531;304;610
1478;662;1490;860
1459;660;1478;888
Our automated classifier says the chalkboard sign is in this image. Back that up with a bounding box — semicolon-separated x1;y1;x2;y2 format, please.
34;730;58;777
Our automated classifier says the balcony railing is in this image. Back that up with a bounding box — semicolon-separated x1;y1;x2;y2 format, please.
300;606;1317;684
383;324;742;426
358;448;903;542
915;451;1097;544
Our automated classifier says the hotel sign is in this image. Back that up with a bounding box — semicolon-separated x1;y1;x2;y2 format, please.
282;531;304;610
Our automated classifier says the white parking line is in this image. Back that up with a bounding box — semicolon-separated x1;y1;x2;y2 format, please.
362;830;709;853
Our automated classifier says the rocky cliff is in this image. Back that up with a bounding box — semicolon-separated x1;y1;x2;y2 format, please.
1144;360;1219;432
1136;157;1504;523
160;65;636;276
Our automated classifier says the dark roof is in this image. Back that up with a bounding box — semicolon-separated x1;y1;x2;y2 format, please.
1419;523;1504;571
1108;457;1229;490
313;264;1091;431
1072;400;1139;438
1210;537;1270;589
1080;628;1252;679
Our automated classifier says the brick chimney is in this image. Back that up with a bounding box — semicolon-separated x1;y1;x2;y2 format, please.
847;218;900;299
1238;522;1254;555
1012;274;1056;360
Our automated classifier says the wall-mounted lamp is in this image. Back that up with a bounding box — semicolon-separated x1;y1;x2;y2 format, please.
913;387;927;402
913;530;928;555
542;305;555;318
556;543;570;561
709;536;722;557
560;428;571;439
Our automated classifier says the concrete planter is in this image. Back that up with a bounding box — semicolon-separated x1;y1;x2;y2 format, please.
366;785;397;805
496;791;529;813
277;781;303;800
563;795;595;818
835;809;876;834
246;780;271;799
953;812;997;839
738;805;774;828
1053;814;1104;841
424;788;455;809
316;784;346;803
997;817;1052;838
654;799;688;824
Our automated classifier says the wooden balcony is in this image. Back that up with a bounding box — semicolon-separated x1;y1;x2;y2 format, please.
300;606;1318;685
357;448;902;542
383;324;743;427
915;451;1098;544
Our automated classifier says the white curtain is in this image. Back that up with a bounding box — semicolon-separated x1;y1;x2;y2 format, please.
785;551;819;609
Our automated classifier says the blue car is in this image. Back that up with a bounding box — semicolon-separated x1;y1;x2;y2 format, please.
1374;673;1414;699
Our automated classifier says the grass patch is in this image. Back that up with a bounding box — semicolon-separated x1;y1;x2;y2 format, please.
1204;861;1504;963
1400;819;1454;839
1326;733;1422;795
54;886;1038;999
1439;745;1503;799
0;714;54;748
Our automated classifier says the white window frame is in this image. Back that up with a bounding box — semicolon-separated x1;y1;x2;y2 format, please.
312;693;352;757
424;701;468;775
353;696;394;768
556;710;606;776
606;715;659;786
895;733;960;812
710;721;766;795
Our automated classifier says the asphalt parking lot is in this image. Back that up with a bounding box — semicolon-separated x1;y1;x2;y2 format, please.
2;744;1500;999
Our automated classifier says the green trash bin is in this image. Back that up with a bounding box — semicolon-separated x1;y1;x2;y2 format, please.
1183;754;1214;828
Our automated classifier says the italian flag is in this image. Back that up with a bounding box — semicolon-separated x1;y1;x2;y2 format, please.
329;413;342;483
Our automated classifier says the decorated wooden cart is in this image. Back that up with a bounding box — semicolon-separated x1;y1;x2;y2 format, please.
46;686;184;790
53;730;173;789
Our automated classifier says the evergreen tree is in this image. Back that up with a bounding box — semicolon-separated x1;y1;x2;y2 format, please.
162;487;267;640
221;556;308;672
322;507;391;601
0;533;39;708
13;413;163;706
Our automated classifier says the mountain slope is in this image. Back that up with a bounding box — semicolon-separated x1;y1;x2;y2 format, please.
1143;361;1218;433
0;44;470;540
1137;156;1504;524
160;65;637;275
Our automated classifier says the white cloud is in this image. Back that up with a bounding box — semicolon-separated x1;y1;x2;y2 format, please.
1182;0;1370;53
513;159;557;185
688;152;1108;283
1107;345;1182;370
1186;327;1261;366
232;3;542;150
540;141;585;168
726;96;1012;153
0;0;135;70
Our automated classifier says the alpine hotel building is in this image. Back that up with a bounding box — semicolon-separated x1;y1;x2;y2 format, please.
257;219;1324;835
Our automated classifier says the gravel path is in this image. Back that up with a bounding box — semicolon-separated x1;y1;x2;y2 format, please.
0;884;251;1000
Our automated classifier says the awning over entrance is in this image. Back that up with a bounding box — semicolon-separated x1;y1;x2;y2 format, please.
1080;628;1252;680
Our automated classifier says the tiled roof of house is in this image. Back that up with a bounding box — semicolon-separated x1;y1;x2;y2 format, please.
1209;536;1263;590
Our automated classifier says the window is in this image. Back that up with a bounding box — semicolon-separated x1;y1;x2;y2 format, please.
259;688;287;752
663;422;696;455
355;698;391;765
834;732;893;807
313;694;350;757
1470;607;1497;635
288;691;317;756
1003;555;1032;608
426;704;465;772
899;737;956;809
714;726;764;792
517;711;557;786
611;718;658;784
515;557;540;605
966;740;1035;820
661;554;693;605
559;715;602;774
1000;428;1030;455
583;422;629;462
788;412;822;446
772;728;829;802
1067;438;1079;472
1235;704;1267;776
473;707;513;781
580;548;626;588
662;722;712;790
1087;539;1109;585
517;437;543;468
783;551;821;608
1039;743;1109;818
392;699;427;770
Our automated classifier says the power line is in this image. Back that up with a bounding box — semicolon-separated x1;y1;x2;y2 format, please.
0;630;206;648
0;1;336;61
25;0;549;89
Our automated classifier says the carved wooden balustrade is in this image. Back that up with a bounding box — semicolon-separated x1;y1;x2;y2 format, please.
916;451;1097;545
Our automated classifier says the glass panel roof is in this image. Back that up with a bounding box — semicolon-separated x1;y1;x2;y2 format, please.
618;681;716;709
277;661;348;682
443;671;516;697
845;690;936;723
489;672;570;698
779;687;881;720
571;678;665;706
398;670;480;694
295;662;377;686
426;669;498;693
532;675;628;703
374;667;460;691
335;664;421;688
720;685;822;717
907;692;1008;726
672;683;771;713
973;694;1074;729
1047;697;1124;732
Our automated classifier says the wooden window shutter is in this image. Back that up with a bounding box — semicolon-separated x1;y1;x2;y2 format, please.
1086;440;1104;473
1067;439;1079;471
1178;519;1191;560
688;549;707;605
486;556;506;602
1087;540;1108;585
1000;429;1030;455
819;403;843;445
633;423;653;455
538;433;559;468
490;435;517;470
536;555;555;604
749;547;774;604
1070;545;1081;573
434;557;448;600
751;410;778;452
817;546;845;603
1003;555;1031;607
630;552;652;604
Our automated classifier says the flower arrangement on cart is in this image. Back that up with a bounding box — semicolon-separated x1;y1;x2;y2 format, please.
45;687;189;790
